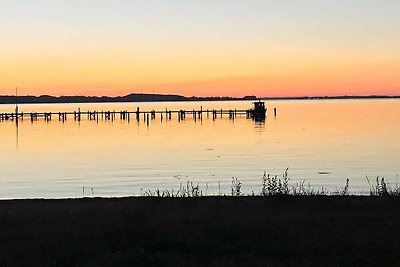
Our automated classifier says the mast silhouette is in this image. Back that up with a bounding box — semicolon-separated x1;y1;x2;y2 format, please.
15;87;19;150
15;87;18;117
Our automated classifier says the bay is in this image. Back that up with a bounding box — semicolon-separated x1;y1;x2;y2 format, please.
0;99;399;198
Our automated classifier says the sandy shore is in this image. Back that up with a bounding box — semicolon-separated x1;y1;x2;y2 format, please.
0;196;399;266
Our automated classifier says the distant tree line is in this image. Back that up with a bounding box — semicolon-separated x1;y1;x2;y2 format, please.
0;93;259;104
0;93;397;104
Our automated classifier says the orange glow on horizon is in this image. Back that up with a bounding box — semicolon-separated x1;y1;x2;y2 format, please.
1;42;399;97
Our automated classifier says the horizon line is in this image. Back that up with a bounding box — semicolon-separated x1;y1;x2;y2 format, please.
0;93;399;99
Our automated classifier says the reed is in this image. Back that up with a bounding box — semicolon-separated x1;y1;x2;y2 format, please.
231;177;242;196
135;171;399;198
261;168;290;196
365;175;400;196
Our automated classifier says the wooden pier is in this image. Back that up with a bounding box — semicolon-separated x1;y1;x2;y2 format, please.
0;102;271;124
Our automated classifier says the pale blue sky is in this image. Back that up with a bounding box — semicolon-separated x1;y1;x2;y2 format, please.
2;0;400;49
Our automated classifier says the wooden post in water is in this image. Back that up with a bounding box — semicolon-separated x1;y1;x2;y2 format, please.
44;112;52;122
75;108;80;121
58;112;67;122
274;108;277;117
146;113;149;127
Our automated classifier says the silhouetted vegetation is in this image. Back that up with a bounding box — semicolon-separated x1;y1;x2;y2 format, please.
231;177;242;196
365;175;400;196
1;171;400;266
1;93;398;104
137;170;399;198
261;168;290;196
0;93;256;104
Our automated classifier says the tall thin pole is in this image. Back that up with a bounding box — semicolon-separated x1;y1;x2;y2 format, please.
15;87;19;149
15;87;18;115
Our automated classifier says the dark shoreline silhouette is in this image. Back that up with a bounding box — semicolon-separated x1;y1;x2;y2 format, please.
0;93;398;104
0;196;399;266
0;93;257;104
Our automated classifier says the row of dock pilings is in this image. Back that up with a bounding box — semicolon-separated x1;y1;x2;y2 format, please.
177;110;185;121
0;103;277;124
120;110;129;120
228;109;237;120
0;109;275;122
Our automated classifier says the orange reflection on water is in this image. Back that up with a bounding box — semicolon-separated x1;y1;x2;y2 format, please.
0;99;399;198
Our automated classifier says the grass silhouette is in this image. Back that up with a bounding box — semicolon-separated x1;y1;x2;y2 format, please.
1;170;400;266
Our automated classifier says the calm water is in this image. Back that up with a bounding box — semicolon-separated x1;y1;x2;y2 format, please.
0;99;399;198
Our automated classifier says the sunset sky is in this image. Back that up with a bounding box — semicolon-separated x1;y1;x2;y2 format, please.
1;0;399;97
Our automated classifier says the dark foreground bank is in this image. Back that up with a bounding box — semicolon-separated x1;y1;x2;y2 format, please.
0;196;399;267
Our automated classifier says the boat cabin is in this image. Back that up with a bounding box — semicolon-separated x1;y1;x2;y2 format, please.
253;101;265;113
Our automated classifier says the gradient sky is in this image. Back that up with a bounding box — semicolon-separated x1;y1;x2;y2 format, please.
1;0;400;97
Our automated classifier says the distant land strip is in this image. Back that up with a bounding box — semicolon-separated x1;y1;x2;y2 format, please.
0;93;399;104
